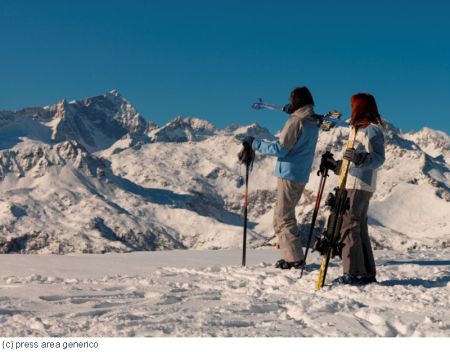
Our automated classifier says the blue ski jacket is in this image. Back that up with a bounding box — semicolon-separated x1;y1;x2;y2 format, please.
252;105;320;183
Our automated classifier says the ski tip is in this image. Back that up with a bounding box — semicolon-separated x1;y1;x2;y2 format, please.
251;102;262;110
326;110;343;119
251;98;265;110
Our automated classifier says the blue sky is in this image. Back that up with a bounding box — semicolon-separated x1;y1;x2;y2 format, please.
1;0;449;134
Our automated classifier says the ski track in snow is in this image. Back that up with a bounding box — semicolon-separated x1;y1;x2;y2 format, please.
0;249;449;337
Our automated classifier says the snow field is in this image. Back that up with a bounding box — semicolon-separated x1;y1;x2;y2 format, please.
1;92;449;340
0;249;449;337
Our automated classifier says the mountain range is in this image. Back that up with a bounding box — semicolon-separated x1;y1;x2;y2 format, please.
0;91;448;253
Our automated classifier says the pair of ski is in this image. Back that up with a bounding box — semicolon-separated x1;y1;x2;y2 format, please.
304;126;357;290
248;99;357;290
251;98;349;130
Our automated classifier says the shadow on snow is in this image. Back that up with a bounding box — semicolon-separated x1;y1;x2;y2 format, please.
383;260;450;266
380;276;450;288
380;259;450;288
107;172;256;229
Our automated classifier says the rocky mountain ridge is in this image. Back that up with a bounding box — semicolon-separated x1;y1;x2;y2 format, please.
0;92;448;253
0;90;148;152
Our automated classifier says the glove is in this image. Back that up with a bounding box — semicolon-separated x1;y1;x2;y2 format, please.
242;135;255;147
282;103;293;114
319;151;341;175
343;148;367;166
238;136;255;165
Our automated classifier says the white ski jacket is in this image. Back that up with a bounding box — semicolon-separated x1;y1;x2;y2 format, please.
346;123;385;192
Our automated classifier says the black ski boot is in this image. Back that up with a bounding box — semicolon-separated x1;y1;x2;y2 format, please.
361;276;377;284
333;274;377;286
275;259;305;270
333;274;364;285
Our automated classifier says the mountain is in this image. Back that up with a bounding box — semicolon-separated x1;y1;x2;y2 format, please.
0;92;449;253
0;139;188;253
402;127;450;162
105;119;450;252
148;116;216;142
0;90;151;152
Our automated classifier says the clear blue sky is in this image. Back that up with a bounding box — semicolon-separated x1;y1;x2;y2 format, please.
1;0;449;134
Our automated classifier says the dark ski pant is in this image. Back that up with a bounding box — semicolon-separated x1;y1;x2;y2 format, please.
340;189;376;278
273;178;305;262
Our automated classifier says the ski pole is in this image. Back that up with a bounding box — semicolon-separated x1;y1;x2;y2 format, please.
242;158;250;267
300;166;329;278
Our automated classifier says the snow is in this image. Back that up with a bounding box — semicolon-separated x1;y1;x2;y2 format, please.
369;183;450;241
1;92;450;337
403;127;449;162
0;248;449;337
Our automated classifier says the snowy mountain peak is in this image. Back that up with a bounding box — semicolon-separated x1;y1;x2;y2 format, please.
185;117;216;133
0;91;155;153
227;122;275;141
403;127;450;160
53;140;105;175
165;115;216;131
148;116;216;142
0;139;105;181
57;98;68;108
107;89;120;97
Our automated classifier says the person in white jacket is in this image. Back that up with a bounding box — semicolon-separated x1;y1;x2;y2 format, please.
321;93;385;285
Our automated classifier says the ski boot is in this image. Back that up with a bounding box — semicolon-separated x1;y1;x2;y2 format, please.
275;259;305;270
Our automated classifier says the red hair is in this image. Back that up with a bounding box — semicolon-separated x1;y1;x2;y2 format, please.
350;93;382;127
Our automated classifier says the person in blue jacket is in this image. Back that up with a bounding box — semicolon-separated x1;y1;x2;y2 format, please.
242;87;321;269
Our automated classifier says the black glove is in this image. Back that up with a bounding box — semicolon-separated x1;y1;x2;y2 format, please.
242;135;255;147
319;151;342;175
343;148;367;166
238;136;255;165
282;103;293;114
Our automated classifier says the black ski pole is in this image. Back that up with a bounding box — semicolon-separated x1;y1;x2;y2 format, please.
242;159;250;267
300;166;329;278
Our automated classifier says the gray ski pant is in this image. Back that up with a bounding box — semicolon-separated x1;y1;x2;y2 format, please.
340;189;376;278
273;178;305;262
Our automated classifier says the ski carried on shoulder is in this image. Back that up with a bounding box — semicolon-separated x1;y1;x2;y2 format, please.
313;125;358;290
251;98;349;130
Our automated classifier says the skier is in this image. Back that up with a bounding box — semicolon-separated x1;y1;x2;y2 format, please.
240;87;321;269
320;93;385;285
